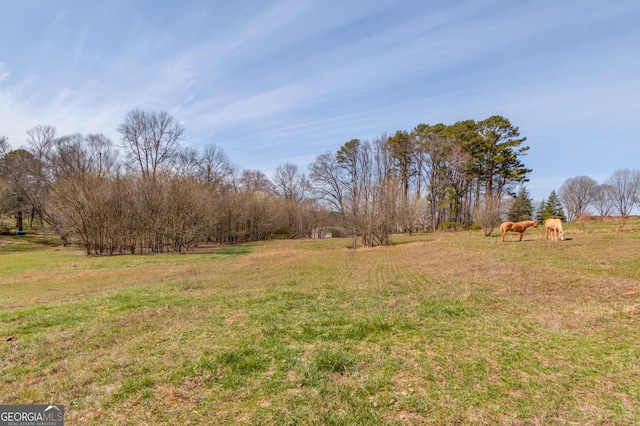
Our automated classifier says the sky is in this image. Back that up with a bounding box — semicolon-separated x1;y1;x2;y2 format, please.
1;0;639;202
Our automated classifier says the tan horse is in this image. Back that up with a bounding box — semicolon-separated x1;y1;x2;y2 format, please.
545;218;564;241
500;220;539;242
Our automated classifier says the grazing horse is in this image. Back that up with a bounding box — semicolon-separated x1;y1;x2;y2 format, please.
545;218;564;241
500;220;539;242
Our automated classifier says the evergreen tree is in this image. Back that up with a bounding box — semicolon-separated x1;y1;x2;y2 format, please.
535;198;546;222
508;187;534;221
540;198;554;222
540;190;566;221
467;116;531;200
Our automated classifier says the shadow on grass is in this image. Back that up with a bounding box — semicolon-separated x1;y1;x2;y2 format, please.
389;233;433;246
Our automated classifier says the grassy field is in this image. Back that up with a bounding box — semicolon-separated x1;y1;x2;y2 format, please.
1;221;639;425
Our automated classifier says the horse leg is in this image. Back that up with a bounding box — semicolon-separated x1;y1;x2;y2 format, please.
519;232;524;241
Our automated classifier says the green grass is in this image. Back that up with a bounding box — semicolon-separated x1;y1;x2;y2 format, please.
1;221;639;424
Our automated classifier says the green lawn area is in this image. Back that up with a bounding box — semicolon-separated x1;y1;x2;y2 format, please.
1;221;639;424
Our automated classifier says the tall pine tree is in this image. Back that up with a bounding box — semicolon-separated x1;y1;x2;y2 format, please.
508;187;534;221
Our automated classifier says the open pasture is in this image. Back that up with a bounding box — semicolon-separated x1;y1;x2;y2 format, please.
1;221;639;424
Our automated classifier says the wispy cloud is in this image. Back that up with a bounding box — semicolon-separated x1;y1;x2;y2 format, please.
0;64;9;82
1;0;638;199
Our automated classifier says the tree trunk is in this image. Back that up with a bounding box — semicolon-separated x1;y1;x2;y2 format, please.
16;210;23;232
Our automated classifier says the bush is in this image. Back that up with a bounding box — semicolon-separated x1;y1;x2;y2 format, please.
438;221;460;232
0;222;11;235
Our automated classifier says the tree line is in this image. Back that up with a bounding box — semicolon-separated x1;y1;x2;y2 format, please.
0;112;531;251
0;111;324;254
309;115;533;242
489;170;640;229
3;109;636;254
558;172;640;221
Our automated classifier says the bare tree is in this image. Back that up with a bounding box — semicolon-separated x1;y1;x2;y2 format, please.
196;143;234;187
606;169;640;218
50;133;118;180
309;138;404;247
0;149;36;231
117;109;184;180
47;133;120;253
0;137;9;219
26;125;56;164
372;137;402;244
85;133;119;177
25;125;56;225
272;163;314;237
238;169;276;195
173;146;200;179
225;170;277;241
331;138;400;247
50;134;89;179
308;151;345;214
0;136;9;158
273;163;311;203
559;176;597;221
592;183;614;217
165;176;209;252
51;173;111;254
473;195;502;236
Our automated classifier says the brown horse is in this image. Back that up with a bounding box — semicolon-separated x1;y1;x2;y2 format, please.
500;220;539;242
544;218;564;241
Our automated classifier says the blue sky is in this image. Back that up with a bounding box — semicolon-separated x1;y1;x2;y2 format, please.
1;0;639;202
